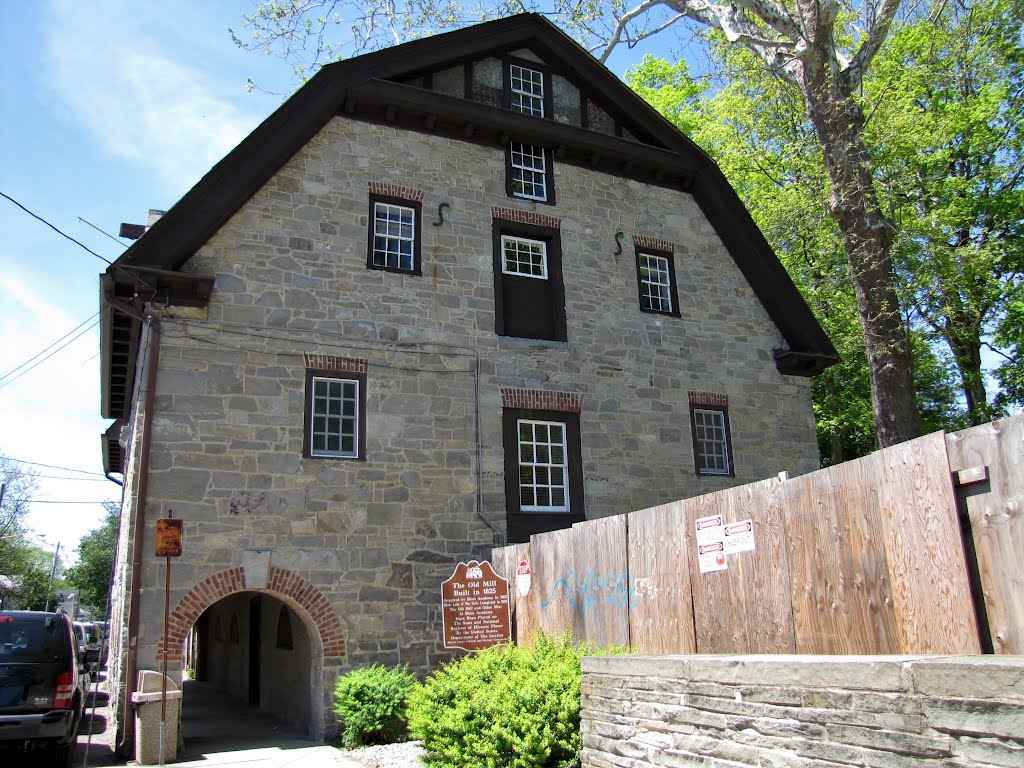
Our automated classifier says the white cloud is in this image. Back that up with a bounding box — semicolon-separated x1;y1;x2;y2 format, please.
44;0;266;199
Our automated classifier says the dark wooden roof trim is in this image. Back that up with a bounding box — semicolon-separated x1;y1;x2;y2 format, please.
345;79;697;189
102;420;125;476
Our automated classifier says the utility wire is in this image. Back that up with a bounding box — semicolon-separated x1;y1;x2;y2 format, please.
0;318;100;391
29;499;117;505
0;313;100;386
4;459;107;477
1;191;113;265
78;217;128;248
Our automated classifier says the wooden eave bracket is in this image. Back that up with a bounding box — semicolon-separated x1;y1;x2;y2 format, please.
773;348;839;377
114;266;215;308
954;465;989;486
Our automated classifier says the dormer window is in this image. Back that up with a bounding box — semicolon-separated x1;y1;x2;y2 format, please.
510;64;544;117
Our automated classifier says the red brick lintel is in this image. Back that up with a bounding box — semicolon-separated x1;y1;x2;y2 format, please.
689;391;728;407
634;235;675;253
492;207;561;229
304;354;368;374
368;182;425;202
501;387;582;413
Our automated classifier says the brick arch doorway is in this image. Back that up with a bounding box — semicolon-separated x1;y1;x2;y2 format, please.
160;566;346;741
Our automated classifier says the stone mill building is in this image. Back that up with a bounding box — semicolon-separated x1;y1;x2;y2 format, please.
98;14;836;748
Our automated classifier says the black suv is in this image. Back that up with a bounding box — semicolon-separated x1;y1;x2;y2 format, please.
0;611;85;767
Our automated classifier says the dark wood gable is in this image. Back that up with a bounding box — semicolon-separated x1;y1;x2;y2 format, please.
389;46;667;150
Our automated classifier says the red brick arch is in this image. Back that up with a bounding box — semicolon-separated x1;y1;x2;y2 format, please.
157;566;346;662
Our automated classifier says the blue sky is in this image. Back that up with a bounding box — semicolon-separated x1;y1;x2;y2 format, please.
0;0;678;565
0;0;295;563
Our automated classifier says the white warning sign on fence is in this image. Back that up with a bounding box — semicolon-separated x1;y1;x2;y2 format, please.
723;519;755;554
698;541;728;573
695;515;727;573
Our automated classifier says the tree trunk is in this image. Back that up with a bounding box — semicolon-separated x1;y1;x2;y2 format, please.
948;332;989;424
802;63;921;448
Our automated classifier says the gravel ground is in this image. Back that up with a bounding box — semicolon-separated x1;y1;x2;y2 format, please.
343;741;426;768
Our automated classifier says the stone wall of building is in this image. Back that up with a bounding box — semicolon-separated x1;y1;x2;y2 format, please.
119;116;821;736
581;654;1024;767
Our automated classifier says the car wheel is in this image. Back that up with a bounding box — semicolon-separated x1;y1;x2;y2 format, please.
49;741;74;768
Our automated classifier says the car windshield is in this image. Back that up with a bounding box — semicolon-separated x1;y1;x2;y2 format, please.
0;617;66;663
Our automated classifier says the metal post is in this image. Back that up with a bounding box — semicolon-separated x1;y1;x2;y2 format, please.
44;542;60;612
159;513;172;766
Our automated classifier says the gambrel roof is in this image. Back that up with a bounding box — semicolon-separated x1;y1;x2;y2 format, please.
100;13;837;438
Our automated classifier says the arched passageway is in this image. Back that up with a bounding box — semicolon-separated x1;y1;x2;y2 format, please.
160;566;346;741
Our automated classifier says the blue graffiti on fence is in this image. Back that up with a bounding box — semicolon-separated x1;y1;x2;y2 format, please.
540;569;633;621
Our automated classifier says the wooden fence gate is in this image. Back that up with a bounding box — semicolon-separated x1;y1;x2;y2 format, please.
492;415;1022;655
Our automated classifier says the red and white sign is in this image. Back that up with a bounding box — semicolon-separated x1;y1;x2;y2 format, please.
516;559;532;596
723;519;755;554
698;541;728;573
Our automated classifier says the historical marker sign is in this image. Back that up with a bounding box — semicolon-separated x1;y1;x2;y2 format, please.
441;560;511;651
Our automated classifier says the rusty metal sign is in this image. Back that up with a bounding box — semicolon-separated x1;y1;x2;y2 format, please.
441;560;511;651
155;518;183;557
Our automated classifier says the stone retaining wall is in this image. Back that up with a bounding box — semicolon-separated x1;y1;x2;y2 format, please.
581;655;1024;767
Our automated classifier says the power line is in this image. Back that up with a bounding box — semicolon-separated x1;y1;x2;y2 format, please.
0;191;113;265
34;474;111;483
78;217;128;248
0;318;100;391
0;313;100;386
29;499;117;505
4;459;107;477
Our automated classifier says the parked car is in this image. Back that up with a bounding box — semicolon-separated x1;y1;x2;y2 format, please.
0;610;86;767
80;623;104;680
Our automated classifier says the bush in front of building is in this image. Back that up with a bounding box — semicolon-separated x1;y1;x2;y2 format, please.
408;634;605;768
333;663;418;748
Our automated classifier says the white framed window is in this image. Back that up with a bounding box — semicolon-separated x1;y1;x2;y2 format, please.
372;202;416;271
501;235;548;279
517;419;569;512
692;407;731;475
638;253;673;313
310;376;360;458
510;64;544;117
509;143;547;201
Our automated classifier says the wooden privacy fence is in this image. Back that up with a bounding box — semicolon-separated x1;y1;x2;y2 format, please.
492;415;1023;656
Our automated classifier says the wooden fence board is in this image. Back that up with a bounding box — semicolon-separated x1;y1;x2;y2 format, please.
732;477;796;654
688;490;747;654
946;417;1024;654
530;526;582;639
627;502;696;654
878;432;981;653
832;456;901;654
786;463;855;654
573;516;629;649
491;542;536;646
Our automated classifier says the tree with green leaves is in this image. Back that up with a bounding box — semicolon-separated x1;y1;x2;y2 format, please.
868;0;1024;424
625;41;969;463
0;456;57;610
63;501;119;617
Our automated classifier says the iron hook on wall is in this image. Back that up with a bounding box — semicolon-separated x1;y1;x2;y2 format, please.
433;203;450;227
614;231;624;255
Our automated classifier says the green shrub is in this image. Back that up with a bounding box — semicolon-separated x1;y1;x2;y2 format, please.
408;634;609;768
333;663;417;748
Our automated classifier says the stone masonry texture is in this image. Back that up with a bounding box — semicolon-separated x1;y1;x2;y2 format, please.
117;116;821;738
580;654;1024;767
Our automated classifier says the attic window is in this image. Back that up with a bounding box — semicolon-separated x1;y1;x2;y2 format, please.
510;64;544;116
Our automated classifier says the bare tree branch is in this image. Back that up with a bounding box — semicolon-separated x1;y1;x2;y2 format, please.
847;0;905;88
